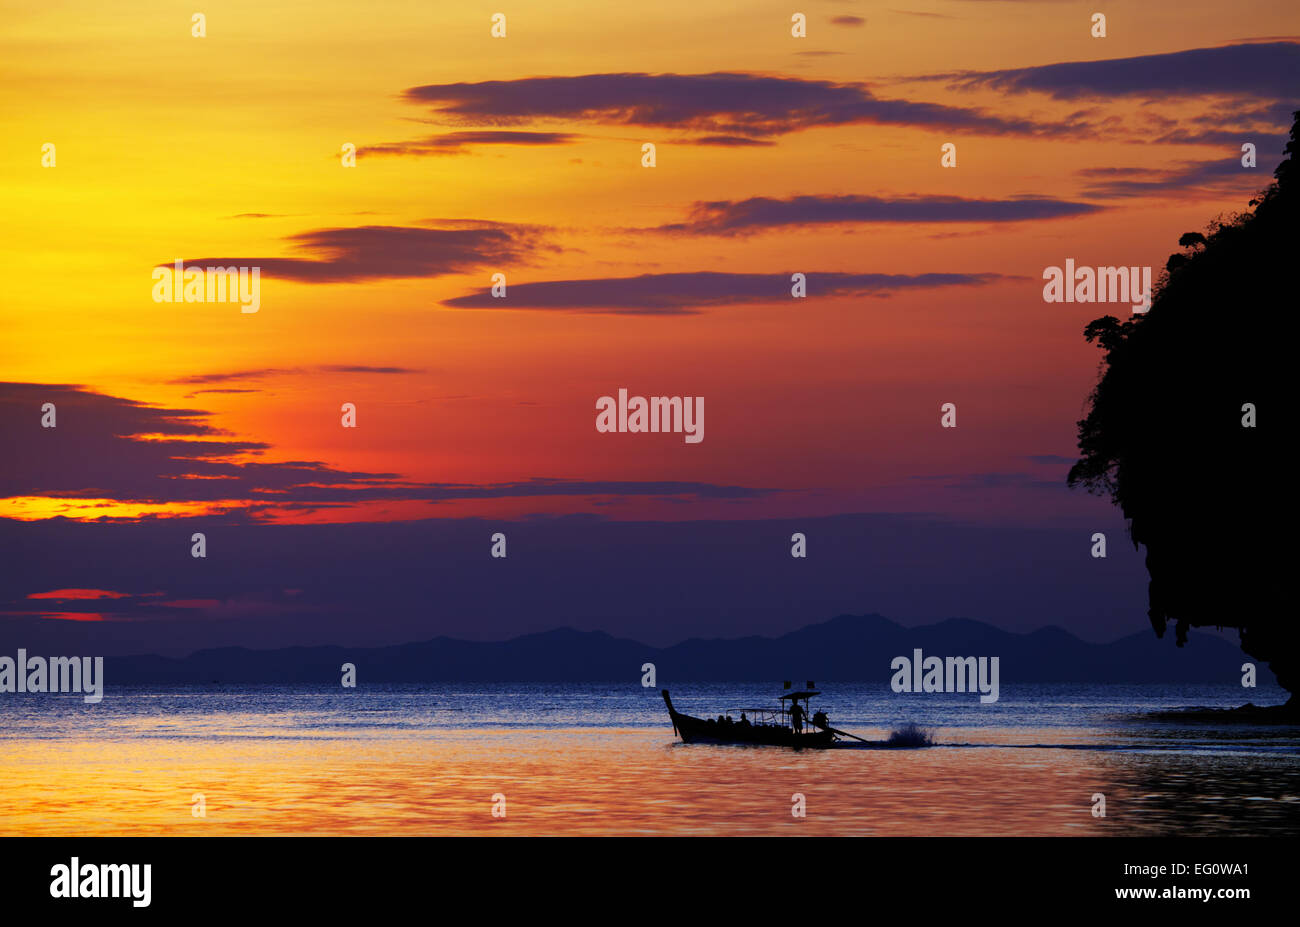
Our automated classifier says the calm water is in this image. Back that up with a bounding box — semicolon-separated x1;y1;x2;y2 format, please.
1;683;1296;835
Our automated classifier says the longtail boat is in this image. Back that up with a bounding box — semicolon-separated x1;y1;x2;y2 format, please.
662;684;854;748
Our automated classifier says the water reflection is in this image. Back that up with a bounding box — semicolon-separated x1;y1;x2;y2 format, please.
0;684;1295;836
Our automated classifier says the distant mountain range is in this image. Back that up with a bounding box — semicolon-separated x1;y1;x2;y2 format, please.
106;613;1273;686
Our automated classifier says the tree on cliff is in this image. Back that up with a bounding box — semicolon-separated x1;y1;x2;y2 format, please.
1069;112;1297;703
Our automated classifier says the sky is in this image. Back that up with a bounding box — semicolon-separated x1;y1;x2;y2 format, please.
2;1;1296;654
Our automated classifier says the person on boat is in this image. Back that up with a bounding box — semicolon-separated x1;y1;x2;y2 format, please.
790;702;804;734
739;712;750;726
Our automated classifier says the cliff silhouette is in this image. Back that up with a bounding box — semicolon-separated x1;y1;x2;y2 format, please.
1069;113;1297;705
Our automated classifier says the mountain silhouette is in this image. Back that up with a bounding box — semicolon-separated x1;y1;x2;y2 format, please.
1069;110;1297;702
104;613;1271;684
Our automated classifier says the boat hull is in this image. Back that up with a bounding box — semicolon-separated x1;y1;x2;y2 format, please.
662;690;837;748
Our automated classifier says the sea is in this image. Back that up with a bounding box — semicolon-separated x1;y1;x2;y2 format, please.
1;683;1296;836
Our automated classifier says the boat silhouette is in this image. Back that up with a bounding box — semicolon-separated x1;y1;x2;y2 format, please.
662;684;855;748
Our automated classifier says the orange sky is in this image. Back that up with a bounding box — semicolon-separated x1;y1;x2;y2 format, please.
3;0;1296;524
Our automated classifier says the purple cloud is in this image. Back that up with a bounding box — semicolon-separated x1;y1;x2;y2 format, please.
656;193;1103;235
400;72;1076;140
691;135;778;147
442;271;1015;315
170;366;424;385
0;383;768;509
936;42;1300;102
358;131;580;157
170;223;548;284
1076;156;1276;199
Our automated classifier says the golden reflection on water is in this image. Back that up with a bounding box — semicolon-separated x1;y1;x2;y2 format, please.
8;722;1286;836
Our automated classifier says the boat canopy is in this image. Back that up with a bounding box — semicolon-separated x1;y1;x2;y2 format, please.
779;690;820;700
